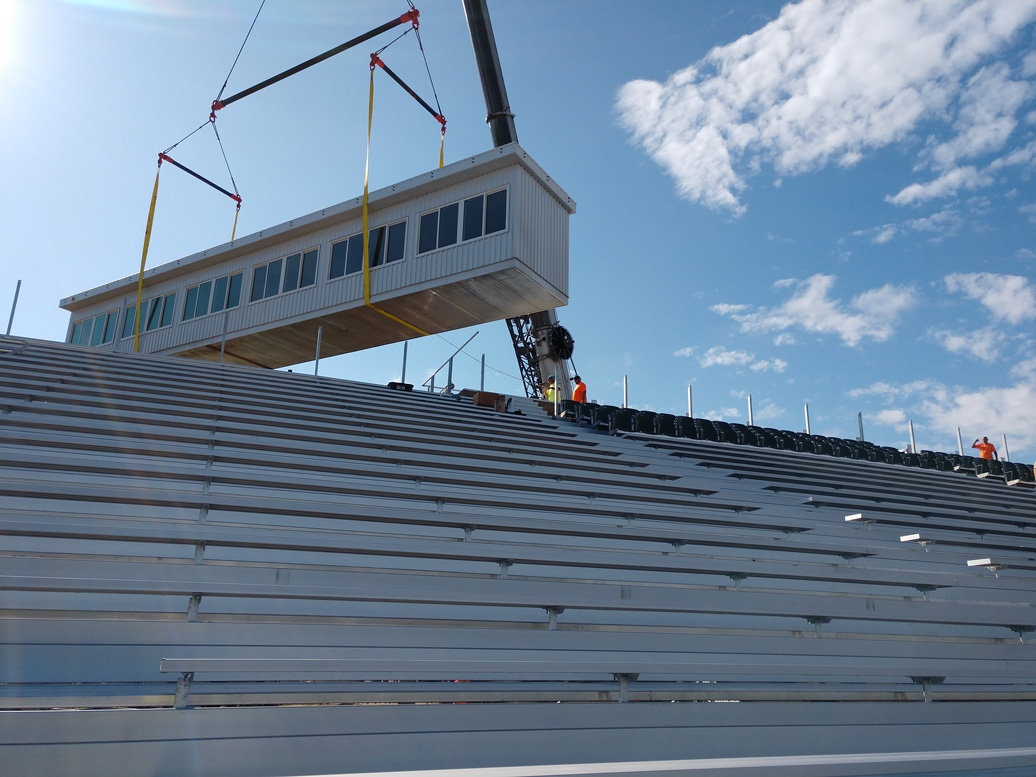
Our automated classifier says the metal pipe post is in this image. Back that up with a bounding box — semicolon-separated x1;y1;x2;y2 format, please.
687;385;693;418
857;412;865;442
6;279;20;336
908;420;916;454
956;427;964;455
747;394;754;427
804;403;811;435
1002;434;1010;462
401;341;408;383
623;375;628;409
314;326;323;376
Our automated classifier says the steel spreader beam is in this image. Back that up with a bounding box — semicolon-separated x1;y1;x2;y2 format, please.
211;9;420;115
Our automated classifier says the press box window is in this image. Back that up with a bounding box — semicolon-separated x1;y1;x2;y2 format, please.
183;272;243;321
250;249;318;302
419;189;507;254
69;311;118;347
329;220;407;279
122;293;176;338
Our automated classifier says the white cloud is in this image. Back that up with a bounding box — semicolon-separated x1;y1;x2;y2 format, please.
699;346;754;367
616;0;1036;212
750;358;788;373
713;274;918;347
931;326;1004;361
673;346;696;357
886;165;992;205
774;333;796;346
699;346;787;372
851;376;1036;458
873;408;907;426
945;272;1036;324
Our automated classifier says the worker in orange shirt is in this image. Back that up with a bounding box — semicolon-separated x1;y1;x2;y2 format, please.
971;436;998;460
572;375;587;404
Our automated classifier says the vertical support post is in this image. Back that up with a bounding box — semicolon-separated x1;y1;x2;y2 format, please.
623;375;628;409
401;341;408;383
219;310;229;364
446;357;454;393
1001;434;1010;462
804;403;811;434
857;412;865;442
908;419;916;454
314;326;323;376
956;427;964;456
747;394;754;427
613;673;638;703
687;385;693;418
174;672;194;710
6;279;20;336
481;353;486;391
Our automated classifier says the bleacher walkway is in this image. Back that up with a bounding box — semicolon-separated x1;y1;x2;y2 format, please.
2;335;1036;777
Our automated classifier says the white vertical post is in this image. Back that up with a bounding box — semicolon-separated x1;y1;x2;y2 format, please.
956;427;964;455
747;394;754;427
6;279;21;336
908;420;916;454
857;412;864;442
314;325;323;376
1002;434;1010;462
623;375;628;409
687;385;693;418
219;310;229;365
804;403;811;434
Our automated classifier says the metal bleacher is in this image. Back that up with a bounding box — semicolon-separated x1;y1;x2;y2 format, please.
3;335;1036;777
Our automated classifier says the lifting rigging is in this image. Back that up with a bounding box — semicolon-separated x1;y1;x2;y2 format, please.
134;1;574;400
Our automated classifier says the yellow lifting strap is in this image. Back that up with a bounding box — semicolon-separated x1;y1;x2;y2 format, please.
133;160;163;353
363;65;429;336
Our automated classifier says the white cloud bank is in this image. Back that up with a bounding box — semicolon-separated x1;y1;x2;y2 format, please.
616;0;1036;213
710;274;917;347
944;272;1036;324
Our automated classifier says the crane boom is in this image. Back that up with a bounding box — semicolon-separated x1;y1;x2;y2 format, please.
461;0;573;400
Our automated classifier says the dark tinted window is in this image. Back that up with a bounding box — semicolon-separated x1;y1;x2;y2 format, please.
300;250;317;287
486;190;507;234
227;273;242;308
330;241;348;279
102;313;117;343
183;286;199;320
387;221;406;262
438;202;459;248
419;211;438;254
123;306;137;338
346;234;365;275
264;259;282;298
196;282;212;316
369;227;386;268
462;196;484;241
283;253;301;292
160;294;175;327
251;266;267;301
211;276;228;313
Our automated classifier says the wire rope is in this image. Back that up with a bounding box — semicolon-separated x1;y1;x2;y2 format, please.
215;0;267;103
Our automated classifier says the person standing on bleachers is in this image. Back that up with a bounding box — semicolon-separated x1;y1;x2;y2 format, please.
542;376;557;403
971;436;998;460
572;375;587;404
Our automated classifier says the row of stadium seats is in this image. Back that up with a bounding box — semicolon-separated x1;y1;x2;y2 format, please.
557;400;1035;484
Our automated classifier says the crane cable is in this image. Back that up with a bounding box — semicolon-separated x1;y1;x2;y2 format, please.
130;3;263;351
362;63;429;336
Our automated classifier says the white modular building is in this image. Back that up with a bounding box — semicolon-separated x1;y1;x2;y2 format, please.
60;142;575;368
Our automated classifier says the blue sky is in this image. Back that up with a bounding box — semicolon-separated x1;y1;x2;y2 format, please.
2;0;1035;464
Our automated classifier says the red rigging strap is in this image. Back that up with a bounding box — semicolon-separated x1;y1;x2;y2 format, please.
158;153;242;204
369;52;446;129
210;8;420;118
